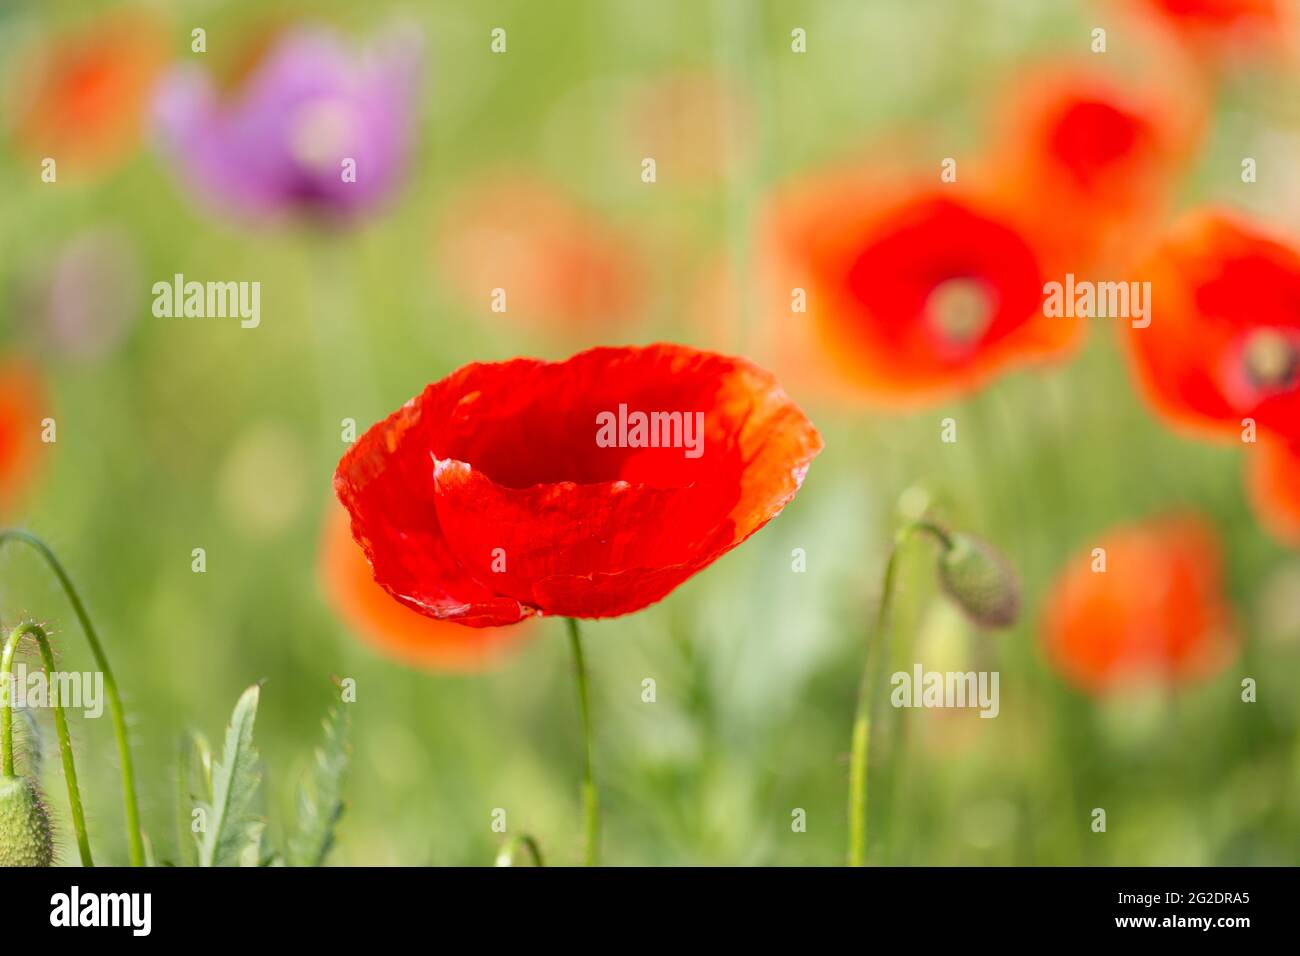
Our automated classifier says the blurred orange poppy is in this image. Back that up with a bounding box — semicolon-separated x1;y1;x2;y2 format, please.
1042;515;1238;693
0;361;47;514
620;70;753;187
1246;438;1300;546
1125;210;1300;444
8;10;168;177
987;63;1203;271
433;174;642;331
319;502;533;671
758;169;1080;406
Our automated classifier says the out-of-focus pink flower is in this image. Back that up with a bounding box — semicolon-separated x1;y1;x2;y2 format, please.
154;23;421;224
17;227;141;361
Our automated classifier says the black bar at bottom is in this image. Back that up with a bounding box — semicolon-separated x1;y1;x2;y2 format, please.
0;866;1280;941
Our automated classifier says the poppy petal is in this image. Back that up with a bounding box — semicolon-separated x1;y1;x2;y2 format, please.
334;388;531;628
319;502;533;669
0;360;47;514
1246;438;1300;546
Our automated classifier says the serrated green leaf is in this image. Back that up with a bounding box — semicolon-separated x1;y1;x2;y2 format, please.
175;730;212;868
198;684;264;867
286;700;350;867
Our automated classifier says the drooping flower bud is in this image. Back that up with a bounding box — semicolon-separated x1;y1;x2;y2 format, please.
0;774;54;867
936;533;1020;629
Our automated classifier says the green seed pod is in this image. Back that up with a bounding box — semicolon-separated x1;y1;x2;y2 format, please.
0;774;54;867
936;533;1020;629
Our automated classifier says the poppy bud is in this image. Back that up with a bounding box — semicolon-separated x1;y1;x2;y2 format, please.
936;533;1020;629
0;773;54;867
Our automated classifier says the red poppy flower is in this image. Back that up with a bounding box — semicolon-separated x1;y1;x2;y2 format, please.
434;174;642;331
988;64;1203;270
1125;210;1300;444
759;170;1079;406
1129;0;1289;58
1246;438;1300;546
0;361;47;514
319;501;533;669
8;11;167;176
334;344;821;626
1041;515;1238;693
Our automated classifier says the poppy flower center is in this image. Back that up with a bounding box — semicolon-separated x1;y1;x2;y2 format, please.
1048;99;1144;188
288;98;357;174
927;278;994;347
1242;328;1299;392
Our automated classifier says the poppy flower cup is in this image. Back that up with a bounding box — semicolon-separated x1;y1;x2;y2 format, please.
335;344;822;624
1125;211;1300;444
1042;515;1239;693
759;172;1081;407
334;344;821;865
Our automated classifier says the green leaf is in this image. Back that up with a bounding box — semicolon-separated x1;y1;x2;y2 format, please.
175;730;212;867
198;684;264;867
286;700;350;867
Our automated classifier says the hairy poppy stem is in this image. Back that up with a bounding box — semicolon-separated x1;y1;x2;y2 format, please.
1;621;93;866
494;832;546;867
565;618;599;866
847;520;951;867
0;530;144;867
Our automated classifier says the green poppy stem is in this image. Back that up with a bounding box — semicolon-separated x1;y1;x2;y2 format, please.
0;530;144;867
565;617;599;866
1;621;93;866
847;520;951;867
494;832;546;867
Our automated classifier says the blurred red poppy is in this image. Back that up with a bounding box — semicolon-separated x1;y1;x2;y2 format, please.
1246;438;1300;546
0;361;47;514
8;11;167;176
988;63;1203;270
1042;515;1238;692
434;174;642;331
1129;0;1289;58
319;501;532;670
334;345;821;626
1125;210;1300;443
759;171;1079;406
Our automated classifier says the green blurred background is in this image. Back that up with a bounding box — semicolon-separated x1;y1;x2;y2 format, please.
1;0;1298;866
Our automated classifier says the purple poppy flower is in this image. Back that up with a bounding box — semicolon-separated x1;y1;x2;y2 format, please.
154;24;421;223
